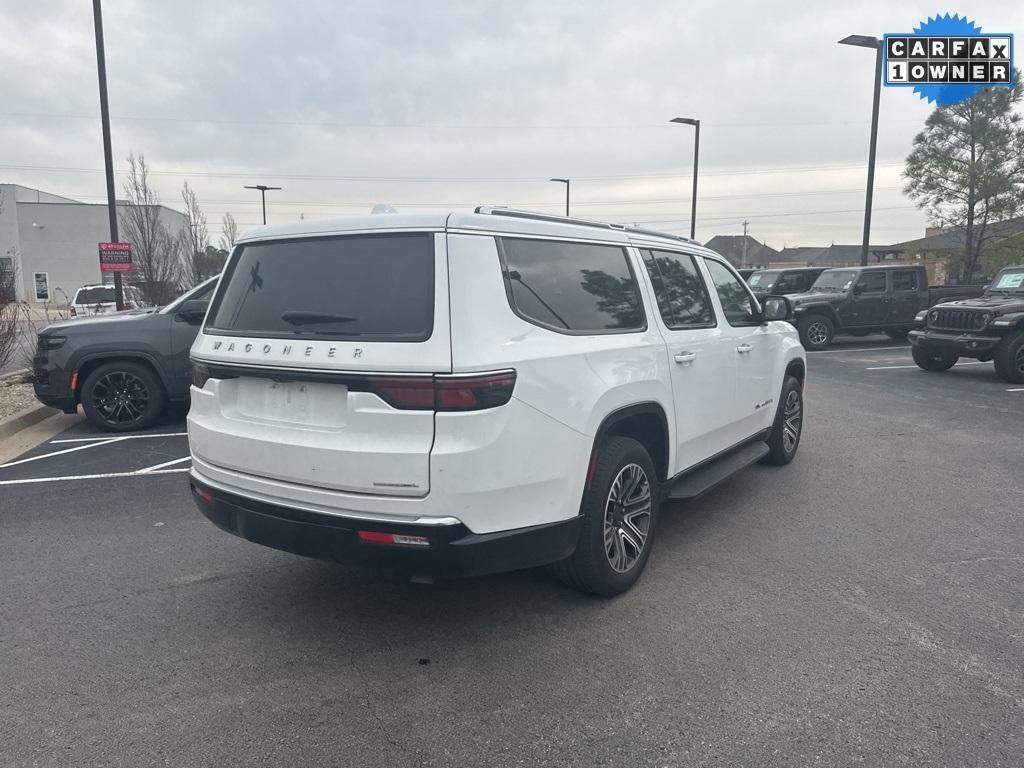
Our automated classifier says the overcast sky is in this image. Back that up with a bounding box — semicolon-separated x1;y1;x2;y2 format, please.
2;0;1022;248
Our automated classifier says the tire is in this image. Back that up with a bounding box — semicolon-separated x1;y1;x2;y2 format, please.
911;345;958;372
993;330;1024;384
80;360;166;432
549;436;659;597
885;329;909;341
762;375;803;466
797;314;834;351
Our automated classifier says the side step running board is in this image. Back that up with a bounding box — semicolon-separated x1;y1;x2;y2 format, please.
666;441;769;501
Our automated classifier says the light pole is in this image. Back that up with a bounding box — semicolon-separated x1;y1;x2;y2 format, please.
92;0;123;310
244;184;282;225
839;34;883;267
549;178;570;216
670;117;700;240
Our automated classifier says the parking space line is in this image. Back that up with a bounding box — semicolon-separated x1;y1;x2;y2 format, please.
0;467;190;487
0;437;128;469
1008;388;1024;392
138;456;191;473
49;432;187;444
866;361;990;371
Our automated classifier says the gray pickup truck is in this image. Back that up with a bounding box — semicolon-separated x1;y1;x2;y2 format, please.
787;264;984;350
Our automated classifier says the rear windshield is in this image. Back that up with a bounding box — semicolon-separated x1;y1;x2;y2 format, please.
205;233;434;341
75;287;115;304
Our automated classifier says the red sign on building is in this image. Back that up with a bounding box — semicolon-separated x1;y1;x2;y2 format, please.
98;242;133;273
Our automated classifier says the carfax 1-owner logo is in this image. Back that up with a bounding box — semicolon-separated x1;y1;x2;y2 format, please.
884;14;1014;105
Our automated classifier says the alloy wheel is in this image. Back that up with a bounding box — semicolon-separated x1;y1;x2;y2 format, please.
783;389;802;454
1016;345;1024;375
603;463;652;573
806;321;829;346
92;371;150;426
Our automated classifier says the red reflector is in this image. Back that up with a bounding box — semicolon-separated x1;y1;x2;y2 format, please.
193;487;214;504
357;530;430;547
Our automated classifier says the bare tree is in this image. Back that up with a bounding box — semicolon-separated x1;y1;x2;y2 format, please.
219;211;239;252
119;153;182;305
179;181;209;287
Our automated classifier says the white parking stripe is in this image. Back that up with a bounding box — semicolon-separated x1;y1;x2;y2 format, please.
0;437;127;469
49;432;187;444
137;456;191;473
0;467;190;486
1008;388;1024;392
866;361;991;371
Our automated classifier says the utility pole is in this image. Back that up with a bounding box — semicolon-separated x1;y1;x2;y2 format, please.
244;184;282;225
741;219;750;268
92;0;123;310
549;178;570;216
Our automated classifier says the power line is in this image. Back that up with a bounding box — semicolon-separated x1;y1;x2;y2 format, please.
0;162;905;184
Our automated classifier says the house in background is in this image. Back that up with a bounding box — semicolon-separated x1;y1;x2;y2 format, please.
891;216;1024;280
0;183;188;305
703;235;779;269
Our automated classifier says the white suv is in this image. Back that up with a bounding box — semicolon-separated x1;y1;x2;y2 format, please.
188;209;806;595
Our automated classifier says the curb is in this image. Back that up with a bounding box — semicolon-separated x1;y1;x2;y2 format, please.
0;403;58;442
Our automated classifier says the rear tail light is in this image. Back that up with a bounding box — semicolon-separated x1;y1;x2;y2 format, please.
124;301;136;310
357;530;431;547
191;360;210;388
69;306;77;317
366;370;516;411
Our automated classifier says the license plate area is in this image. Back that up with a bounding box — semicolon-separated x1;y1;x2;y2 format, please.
232;377;347;428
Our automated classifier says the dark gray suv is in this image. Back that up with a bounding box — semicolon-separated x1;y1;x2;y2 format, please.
33;277;218;431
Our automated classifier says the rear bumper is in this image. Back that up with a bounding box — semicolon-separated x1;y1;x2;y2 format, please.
908;329;1002;356
190;473;582;579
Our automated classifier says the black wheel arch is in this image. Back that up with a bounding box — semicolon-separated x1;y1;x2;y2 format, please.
592;403;670;483
797;305;840;326
73;352;170;404
785;359;805;386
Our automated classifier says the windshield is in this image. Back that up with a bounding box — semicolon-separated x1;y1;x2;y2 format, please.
811;270;857;293
206;233;434;341
747;270;781;289
74;287;115;304
987;267;1024;293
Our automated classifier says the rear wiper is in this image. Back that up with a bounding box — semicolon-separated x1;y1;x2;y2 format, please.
281;311;358;326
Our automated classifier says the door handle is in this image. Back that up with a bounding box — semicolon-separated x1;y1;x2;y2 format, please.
736;344;753;354
673;352;696;364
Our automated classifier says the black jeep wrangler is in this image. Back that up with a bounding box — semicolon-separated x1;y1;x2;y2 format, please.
908;265;1024;384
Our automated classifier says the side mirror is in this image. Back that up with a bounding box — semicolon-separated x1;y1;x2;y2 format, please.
852;283;865;295
761;295;792;322
176;299;208;324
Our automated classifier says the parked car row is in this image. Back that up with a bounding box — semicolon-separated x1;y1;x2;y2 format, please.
742;265;985;350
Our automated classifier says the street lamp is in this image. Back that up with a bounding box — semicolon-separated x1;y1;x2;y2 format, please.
549;178;570;216
839;34;883;267
670;117;700;240
244;184;282;225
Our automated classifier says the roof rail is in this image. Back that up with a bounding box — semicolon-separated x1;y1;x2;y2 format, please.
474;206;698;246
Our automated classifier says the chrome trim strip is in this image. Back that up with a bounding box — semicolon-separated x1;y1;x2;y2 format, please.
190;463;463;527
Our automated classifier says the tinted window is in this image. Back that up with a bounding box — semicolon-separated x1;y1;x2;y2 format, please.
703;258;759;326
640;249;715;328
747;271;780;289
499;238;644;333
162;279;218;314
206;233;434;341
857;271;887;293
75;287;116;304
892;270;919;291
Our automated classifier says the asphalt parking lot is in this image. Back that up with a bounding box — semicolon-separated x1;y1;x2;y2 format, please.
1;336;1022;767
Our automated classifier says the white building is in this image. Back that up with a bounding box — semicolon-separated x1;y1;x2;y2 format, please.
0;183;188;305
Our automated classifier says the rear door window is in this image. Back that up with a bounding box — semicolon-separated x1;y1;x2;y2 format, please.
498;238;645;333
205;233;434;341
640;249;715;328
892;270;919;291
857;271;888;293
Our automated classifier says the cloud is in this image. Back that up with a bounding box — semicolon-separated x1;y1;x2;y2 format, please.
1;0;1021;245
